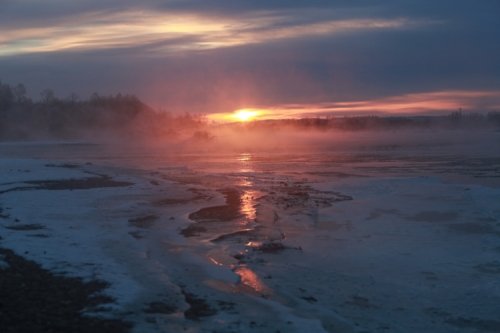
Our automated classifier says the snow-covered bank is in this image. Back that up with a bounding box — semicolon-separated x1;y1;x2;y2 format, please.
0;159;189;331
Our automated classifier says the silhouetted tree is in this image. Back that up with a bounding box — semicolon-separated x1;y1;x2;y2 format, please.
40;88;56;104
0;81;14;111
12;83;28;103
67;92;79;103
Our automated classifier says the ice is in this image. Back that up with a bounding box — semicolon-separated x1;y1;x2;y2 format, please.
1;134;500;332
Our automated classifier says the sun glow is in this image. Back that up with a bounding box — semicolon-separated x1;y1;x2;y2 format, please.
233;109;261;122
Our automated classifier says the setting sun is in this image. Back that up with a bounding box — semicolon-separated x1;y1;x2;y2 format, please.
207;108;279;123
233;109;261;122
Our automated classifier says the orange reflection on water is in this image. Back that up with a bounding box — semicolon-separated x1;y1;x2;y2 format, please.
240;189;259;221
234;266;268;294
237;153;253;173
245;241;263;248
237;153;252;162
239;178;253;187
237;154;258;222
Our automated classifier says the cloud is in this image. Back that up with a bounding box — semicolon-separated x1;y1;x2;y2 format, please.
0;6;432;57
0;0;499;115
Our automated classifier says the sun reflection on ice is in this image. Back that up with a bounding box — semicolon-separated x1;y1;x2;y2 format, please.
237;153;253;173
205;153;270;296
237;153;252;162
236;153;259;222
239;178;253;187
240;189;259;221
233;266;269;294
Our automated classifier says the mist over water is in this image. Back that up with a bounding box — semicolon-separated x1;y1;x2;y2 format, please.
2;126;499;184
2;125;499;164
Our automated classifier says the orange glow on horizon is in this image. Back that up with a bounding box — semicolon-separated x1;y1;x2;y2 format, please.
206;90;500;122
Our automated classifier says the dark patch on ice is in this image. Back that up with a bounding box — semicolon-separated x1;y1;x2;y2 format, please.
0;207;10;219
128;231;144;239
474;261;500;274
0;248;131;333
254;242;287;253
233;253;246;261
25;177;133;190
5;223;45;231
445;316;500;331
301;296;318;303
421;271;439;281
181;290;216;320
144;301;176;314
27;234;50;238
0;176;133;194
210;228;258;243
45;163;80;169
180;224;207;237
345;295;378;309
182;188;243;237
407;211;458;223
265;182;352;210
251;242;302;254
188;188;242;223
216;300;236;313
128;215;157;229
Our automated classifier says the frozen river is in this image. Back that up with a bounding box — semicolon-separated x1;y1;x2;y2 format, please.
1;130;500;332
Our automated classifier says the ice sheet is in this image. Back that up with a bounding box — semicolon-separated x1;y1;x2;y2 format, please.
1;138;500;332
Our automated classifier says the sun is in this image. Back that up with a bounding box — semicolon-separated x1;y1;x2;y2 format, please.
233;109;261;122
206;108;267;123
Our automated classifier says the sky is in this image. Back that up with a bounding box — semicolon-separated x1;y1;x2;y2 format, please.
1;0;500;117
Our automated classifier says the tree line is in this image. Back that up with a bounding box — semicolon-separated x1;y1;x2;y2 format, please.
0;81;204;140
246;111;500;131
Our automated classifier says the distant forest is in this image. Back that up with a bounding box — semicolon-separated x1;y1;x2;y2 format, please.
0;81;204;140
246;111;500;132
1;81;499;141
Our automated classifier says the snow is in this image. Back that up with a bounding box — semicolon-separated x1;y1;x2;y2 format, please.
1;138;500;332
